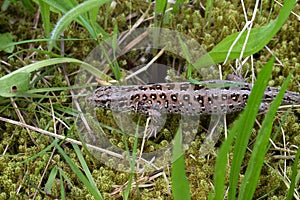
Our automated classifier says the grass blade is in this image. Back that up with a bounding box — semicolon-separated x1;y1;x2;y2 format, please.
238;71;293;199
214;57;274;199
286;147;300;200
122;117;140;199
38;0;51;38
228;57;275;199
111;24;122;80
15;139;58;166
153;0;168;48
59;171;66;200
204;0;213;26
41;0;108;39
177;33;193;78
45;167;58;194
55;143;103;199
154;0;167;28
72;143;100;197
172;126;191;200
172;0;184;14
49;0;110;50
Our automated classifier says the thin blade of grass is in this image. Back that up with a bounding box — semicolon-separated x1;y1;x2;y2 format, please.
72;143;100;196
287;147;300;200
40;0;74;16
153;0;167;48
122;117;140;199
177;34;193;79
55;142;103;199
3;84;94;99
228;57;275;199
41;0;108;39
238;71;293;199
25;84;94;93
59;171;66;200
111;24;122;80
267;107;292;152
45;167;58;194
38;0;51;38
172;125;191;200
204;0;213;26
0;38;91;52
22;0;35;13
172;0;184;14
0;38;86;52
154;0;167;27
52;105;80;118
0;58;105;78
214;57;274;199
194;0;296;68
88;6;98;26
1;0;10;11
8;93;73;99
15;139;58;166
58;167;74;187
49;0;110;50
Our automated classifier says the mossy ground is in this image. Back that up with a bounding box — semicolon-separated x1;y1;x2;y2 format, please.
0;0;299;199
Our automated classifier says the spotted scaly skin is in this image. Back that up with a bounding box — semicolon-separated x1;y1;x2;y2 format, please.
86;80;300;115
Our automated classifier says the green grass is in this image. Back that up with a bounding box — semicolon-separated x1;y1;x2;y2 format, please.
56;141;103;199
172;126;191;200
214;57;275;199
213;58;294;199
47;0;110;50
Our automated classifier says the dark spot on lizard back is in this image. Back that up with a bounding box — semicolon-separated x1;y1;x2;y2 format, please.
194;95;204;106
130;94;140;100
159;93;167;99
264;94;273;100
139;86;148;91
142;94;147;100
171;94;178;102
240;85;251;91
164;100;169;108
231;93;240;102
194;84;205;91
150;94;157;100
153;84;162;90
